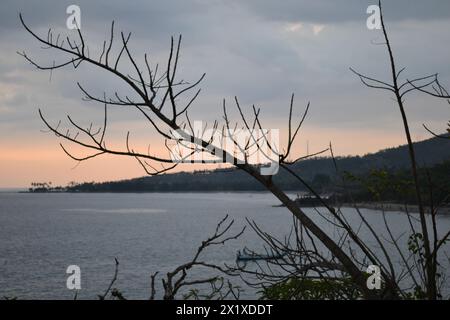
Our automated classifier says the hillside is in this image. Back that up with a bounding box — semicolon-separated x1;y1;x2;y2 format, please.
66;134;450;193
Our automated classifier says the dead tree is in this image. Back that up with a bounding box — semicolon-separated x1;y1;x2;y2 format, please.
349;0;450;299
230;168;449;299
228;216;365;300
156;215;244;300
405;68;450;139
18;0;448;299
96;216;243;300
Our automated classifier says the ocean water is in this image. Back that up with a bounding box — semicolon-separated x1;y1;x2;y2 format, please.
0;192;449;299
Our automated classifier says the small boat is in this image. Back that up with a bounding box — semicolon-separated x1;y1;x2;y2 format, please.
273;193;333;208
236;248;286;261
293;193;326;207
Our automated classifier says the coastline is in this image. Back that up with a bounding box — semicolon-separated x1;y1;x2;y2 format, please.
347;202;450;215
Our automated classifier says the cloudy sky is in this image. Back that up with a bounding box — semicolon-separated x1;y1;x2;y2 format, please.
1;0;449;188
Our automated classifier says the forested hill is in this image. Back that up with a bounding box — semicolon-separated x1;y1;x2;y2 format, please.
68;134;450;192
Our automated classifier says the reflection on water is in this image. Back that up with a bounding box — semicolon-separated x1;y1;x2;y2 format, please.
62;208;167;214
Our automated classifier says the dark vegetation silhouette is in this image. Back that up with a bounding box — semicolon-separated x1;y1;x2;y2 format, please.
19;0;450;299
61;136;450;199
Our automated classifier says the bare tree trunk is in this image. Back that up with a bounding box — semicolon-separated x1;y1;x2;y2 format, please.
239;163;381;299
378;0;434;299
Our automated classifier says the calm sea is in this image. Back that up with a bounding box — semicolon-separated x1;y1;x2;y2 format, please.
0;192;449;299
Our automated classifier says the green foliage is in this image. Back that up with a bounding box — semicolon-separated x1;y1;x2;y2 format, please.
343;161;450;206
345;169;415;201
260;277;362;300
407;233;424;256
182;277;242;300
404;286;427;300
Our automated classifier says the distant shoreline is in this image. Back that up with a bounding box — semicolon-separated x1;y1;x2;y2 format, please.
16;190;450;215
21;190;293;194
346;202;450;215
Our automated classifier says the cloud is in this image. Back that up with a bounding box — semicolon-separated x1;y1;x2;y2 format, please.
285;23;303;33
0;0;449;186
312;25;325;35
231;0;450;24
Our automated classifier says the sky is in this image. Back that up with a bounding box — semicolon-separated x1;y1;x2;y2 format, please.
0;0;450;188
